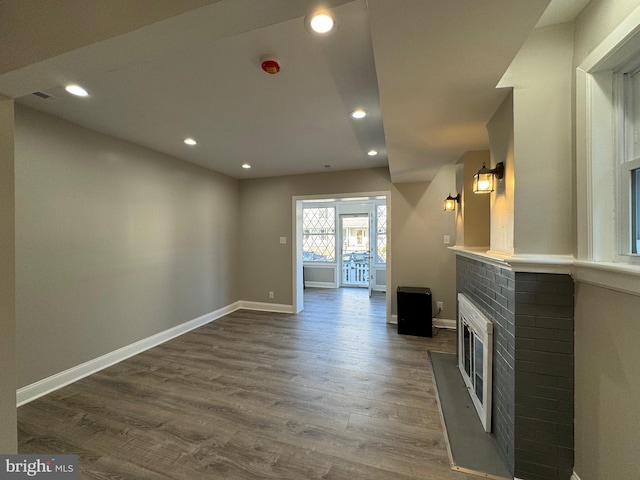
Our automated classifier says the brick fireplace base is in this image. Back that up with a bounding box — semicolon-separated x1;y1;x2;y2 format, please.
456;255;574;480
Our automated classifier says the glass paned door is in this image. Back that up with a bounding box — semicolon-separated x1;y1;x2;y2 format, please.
340;214;369;287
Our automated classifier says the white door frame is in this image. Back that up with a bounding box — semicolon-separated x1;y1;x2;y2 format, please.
292;190;392;322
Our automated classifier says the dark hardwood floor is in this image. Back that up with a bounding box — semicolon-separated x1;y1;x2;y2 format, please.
18;288;474;480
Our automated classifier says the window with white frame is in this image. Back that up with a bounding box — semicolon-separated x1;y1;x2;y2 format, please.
619;63;640;256
574;9;640;294
302;207;335;262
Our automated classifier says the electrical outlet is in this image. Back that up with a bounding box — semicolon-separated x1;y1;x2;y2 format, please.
269;291;274;299
443;235;451;245
436;301;444;311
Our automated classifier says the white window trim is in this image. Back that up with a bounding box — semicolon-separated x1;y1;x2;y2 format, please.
575;4;640;295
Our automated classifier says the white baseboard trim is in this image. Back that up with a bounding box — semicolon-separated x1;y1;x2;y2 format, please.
303;281;336;289
238;301;294;314
389;315;456;330
16;302;241;407
433;318;456;329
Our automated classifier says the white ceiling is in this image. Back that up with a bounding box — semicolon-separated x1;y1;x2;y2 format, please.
1;0;586;183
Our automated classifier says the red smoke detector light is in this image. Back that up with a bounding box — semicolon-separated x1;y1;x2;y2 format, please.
261;58;281;75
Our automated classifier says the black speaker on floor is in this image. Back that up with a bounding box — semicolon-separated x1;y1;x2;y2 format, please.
397;286;432;337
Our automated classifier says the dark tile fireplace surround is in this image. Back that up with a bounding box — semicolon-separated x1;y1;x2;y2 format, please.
456;255;574;480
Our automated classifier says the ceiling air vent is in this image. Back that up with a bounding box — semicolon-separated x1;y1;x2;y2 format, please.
32;91;55;99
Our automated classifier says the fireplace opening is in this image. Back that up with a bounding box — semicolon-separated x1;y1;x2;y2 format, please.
457;293;493;432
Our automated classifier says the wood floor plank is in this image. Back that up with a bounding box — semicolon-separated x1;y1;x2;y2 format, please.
18;288;466;479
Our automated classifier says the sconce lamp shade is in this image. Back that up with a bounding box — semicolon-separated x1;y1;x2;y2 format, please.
473;168;494;193
444;193;461;211
473;162;504;194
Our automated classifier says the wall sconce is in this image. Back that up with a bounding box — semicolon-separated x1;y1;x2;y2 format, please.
444;193;461;211
473;162;505;194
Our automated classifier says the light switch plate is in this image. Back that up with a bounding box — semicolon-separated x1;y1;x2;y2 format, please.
280;236;287;244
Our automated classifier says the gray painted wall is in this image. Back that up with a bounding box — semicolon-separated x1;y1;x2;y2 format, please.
574;283;640;479
0;98;17;453
456;150;490;248
14;106;240;387
304;266;335;284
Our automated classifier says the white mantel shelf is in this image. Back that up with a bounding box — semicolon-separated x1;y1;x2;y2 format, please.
450;246;640;296
449;246;575;274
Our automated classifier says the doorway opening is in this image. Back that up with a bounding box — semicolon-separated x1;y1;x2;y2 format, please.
292;192;391;321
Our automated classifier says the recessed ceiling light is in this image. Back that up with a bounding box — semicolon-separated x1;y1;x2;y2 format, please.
350;109;367;119
367;150;378;156
184;138;197;146
241;163;251;169
310;12;334;33
65;84;88;97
